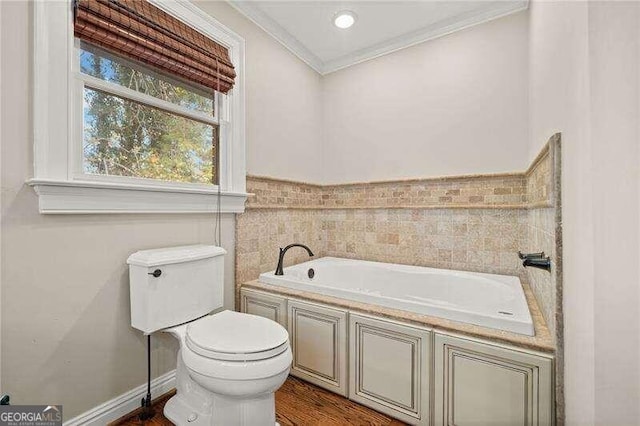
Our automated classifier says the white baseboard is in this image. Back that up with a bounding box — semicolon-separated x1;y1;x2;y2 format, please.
64;369;176;426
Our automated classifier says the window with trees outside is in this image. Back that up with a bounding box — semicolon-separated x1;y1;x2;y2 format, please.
79;43;220;185
30;1;246;214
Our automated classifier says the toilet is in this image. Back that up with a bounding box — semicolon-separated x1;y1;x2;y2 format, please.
127;245;292;426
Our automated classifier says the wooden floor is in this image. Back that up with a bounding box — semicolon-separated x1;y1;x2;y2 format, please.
111;376;406;426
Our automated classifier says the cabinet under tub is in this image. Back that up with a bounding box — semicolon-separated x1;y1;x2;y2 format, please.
240;287;555;426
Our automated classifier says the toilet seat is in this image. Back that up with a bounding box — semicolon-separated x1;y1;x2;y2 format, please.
181;311;293;381
185;310;289;362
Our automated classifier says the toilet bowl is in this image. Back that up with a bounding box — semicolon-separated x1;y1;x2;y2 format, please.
128;246;291;425
163;310;292;426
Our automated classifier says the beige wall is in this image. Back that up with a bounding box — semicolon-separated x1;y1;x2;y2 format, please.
589;3;640;423
209;3;531;186
0;0;323;420
529;1;640;424
321;11;529;184
0;0;3;395
0;2;233;409
193;1;325;184
194;3;532;187
528;3;592;423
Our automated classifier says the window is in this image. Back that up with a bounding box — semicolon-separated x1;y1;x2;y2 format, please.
79;45;219;185
30;0;246;213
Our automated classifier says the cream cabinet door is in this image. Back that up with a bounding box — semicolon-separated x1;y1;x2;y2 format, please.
288;299;348;396
240;288;287;327
434;333;554;426
349;314;431;425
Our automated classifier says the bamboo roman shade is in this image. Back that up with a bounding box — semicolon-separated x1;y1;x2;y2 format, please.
74;0;236;93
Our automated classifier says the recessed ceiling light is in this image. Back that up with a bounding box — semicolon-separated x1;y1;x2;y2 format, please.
333;11;357;29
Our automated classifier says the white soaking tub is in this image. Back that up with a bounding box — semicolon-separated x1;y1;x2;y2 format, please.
259;257;534;336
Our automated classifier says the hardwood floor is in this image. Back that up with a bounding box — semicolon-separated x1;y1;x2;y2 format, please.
111;376;406;426
275;376;405;426
110;390;175;426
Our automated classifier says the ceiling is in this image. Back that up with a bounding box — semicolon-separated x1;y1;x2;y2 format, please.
228;0;529;74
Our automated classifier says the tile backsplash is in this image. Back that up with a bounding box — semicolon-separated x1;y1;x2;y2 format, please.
246;173;528;209
321;175;527;208
526;140;555;206
523;134;561;342
321;208;525;275
245;178;322;208
525;207;557;336
235;209;324;305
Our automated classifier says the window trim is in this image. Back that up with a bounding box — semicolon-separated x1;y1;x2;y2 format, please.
29;0;247;214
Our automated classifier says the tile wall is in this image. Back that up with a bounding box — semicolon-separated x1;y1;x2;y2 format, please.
523;134;561;341
235;209;324;305
321;175;527;208
321;208;525;275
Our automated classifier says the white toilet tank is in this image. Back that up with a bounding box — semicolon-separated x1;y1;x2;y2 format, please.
127;245;226;334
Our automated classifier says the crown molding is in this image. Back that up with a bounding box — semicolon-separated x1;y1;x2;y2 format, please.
227;0;324;73
227;0;528;75
323;1;529;74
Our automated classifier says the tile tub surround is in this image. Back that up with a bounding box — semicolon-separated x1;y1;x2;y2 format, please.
523;134;562;342
235;209;325;306
246;173;530;210
321;208;526;276
235;206;527;310
526;141;555;206
245;177;323;208
526;208;557;334
321;174;527;208
237;135;561;326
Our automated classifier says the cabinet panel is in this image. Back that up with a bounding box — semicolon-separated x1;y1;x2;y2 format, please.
288;299;348;396
434;333;554;426
349;314;430;425
240;288;287;327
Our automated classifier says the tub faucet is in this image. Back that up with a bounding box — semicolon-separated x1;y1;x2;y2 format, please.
275;244;314;275
518;251;551;271
522;257;551;271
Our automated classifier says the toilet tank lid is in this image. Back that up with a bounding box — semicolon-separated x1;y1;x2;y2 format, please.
127;245;226;267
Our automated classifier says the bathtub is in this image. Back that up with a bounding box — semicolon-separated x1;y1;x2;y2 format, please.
259;257;534;336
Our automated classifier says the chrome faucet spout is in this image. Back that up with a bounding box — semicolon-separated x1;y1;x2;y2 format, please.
274;244;314;275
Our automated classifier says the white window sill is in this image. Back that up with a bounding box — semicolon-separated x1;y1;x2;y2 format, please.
27;179;248;214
